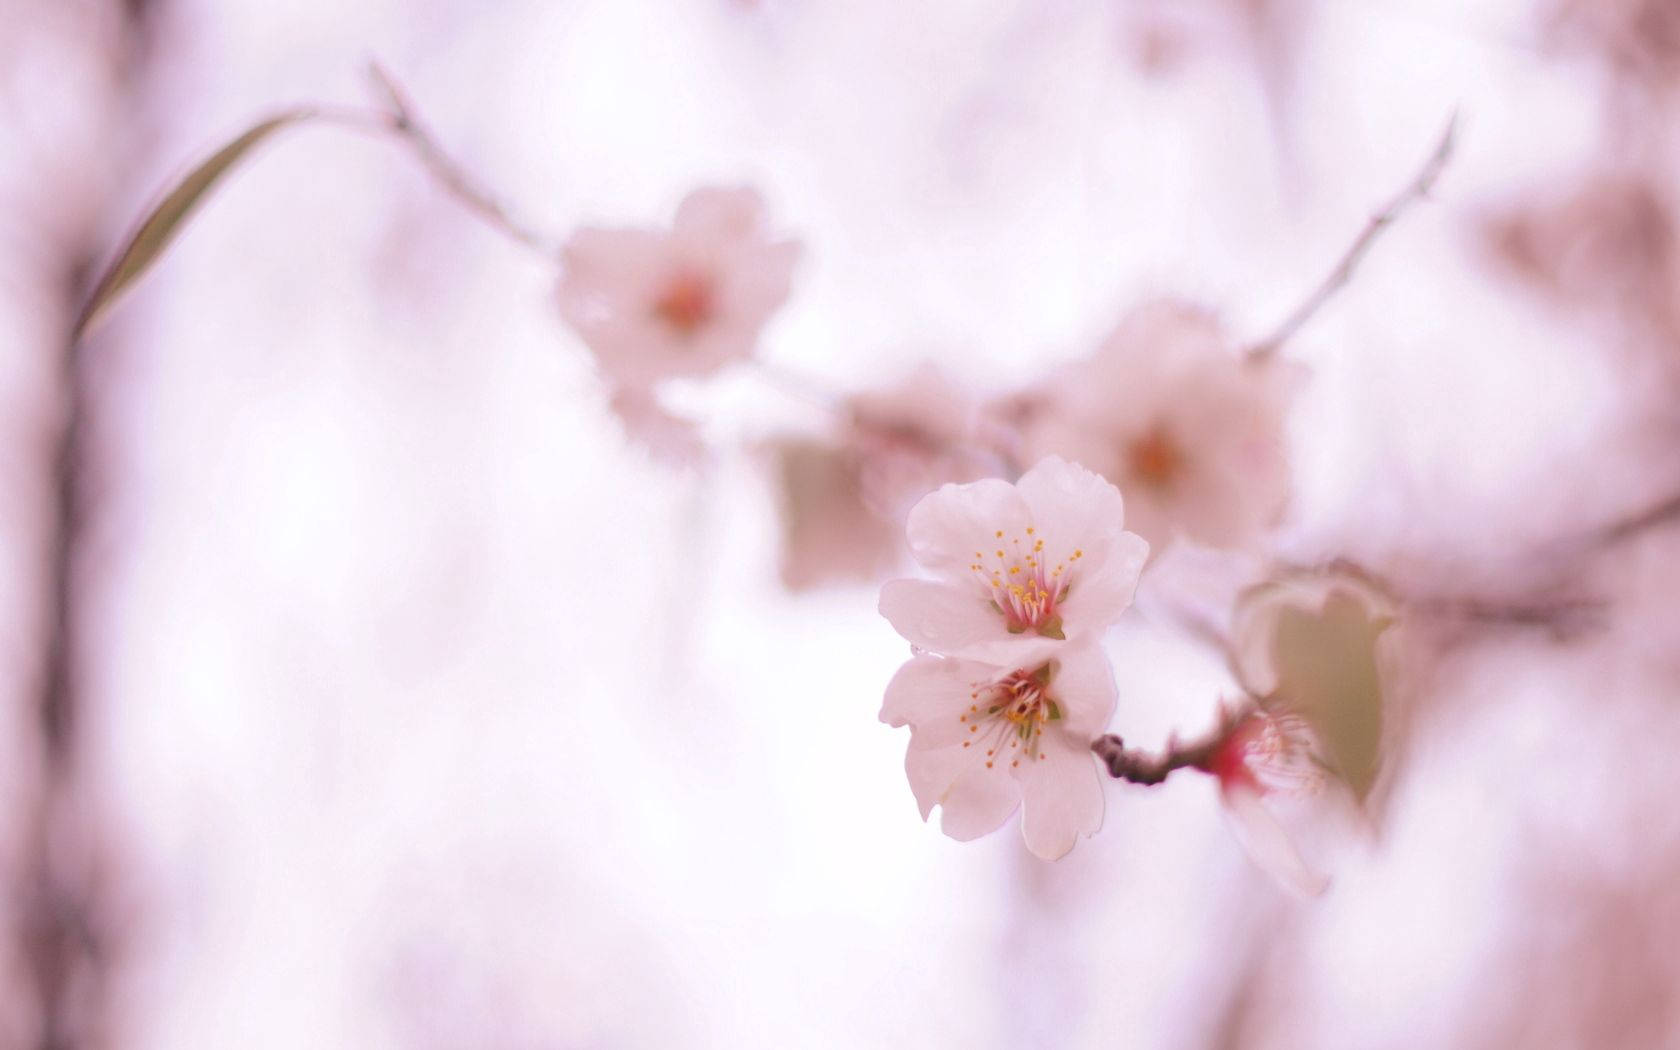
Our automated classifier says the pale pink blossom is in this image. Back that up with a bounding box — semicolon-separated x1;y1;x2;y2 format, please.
1006;300;1296;555
878;456;1149;665
880;641;1117;860
557;186;800;389
1198;701;1331;896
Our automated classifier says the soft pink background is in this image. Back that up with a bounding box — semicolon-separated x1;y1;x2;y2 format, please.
3;1;1677;1046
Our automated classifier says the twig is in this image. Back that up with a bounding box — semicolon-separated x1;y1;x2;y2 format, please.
320;62;563;259
1092;707;1245;786
1247;111;1459;360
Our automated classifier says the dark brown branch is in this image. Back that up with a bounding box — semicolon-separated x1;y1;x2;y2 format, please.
1092;707;1245;786
1248;111;1458;360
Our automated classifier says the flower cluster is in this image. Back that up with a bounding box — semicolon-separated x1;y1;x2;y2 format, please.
878;456;1148;859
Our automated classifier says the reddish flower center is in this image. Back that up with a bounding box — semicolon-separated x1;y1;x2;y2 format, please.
956;665;1062;769
1127;426;1183;488
967;526;1083;637
652;271;715;335
1201;708;1321;795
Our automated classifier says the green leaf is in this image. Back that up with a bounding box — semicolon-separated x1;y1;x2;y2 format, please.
74;109;315;340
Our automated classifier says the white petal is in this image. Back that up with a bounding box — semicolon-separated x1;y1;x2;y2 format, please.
1015;454;1128;559
904;478;1030;582
1043;642;1118;740
1221;785;1330;897
939;766;1022;841
880;654;983;751
1014;729;1105;860
878;578;1060;664
1057;530;1149;640
905;744;1021;840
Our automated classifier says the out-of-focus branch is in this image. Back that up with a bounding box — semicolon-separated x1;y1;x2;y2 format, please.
352;62;562;257
1581;485;1680;549
1247;112;1458;360
1406;590;1607;637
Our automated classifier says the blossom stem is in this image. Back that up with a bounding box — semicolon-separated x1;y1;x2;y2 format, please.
1092;710;1247;786
1247;111;1458;360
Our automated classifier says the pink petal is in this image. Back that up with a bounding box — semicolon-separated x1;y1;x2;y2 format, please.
673;186;765;241
878;578;1060;665
1043;641;1118;740
1014;454;1128;560
904;477;1030;583
1056;530;1149;640
879;654;976;751
720;238;800;320
1220;784;1330;897
1014;728;1105;860
905;744;1021;839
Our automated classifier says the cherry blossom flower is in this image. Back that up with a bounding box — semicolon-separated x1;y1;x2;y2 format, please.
557;186;800;389
878;456;1149;665
880;641;1118;860
1197;701;1331;896
1004;300;1297;555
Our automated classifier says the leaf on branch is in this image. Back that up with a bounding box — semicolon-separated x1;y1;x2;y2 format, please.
74;109;316;340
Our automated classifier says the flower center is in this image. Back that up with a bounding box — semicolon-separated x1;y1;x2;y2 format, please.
1205;708;1322;795
652;271;715;335
1127;426;1183;488
956;665;1062;769
967;526;1083;636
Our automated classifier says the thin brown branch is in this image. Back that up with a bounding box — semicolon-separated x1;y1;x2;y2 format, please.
330;62;563;258
1248;111;1458;360
1092;706;1245;786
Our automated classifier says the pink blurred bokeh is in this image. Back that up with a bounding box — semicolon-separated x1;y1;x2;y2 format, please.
4;1;1679;1047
